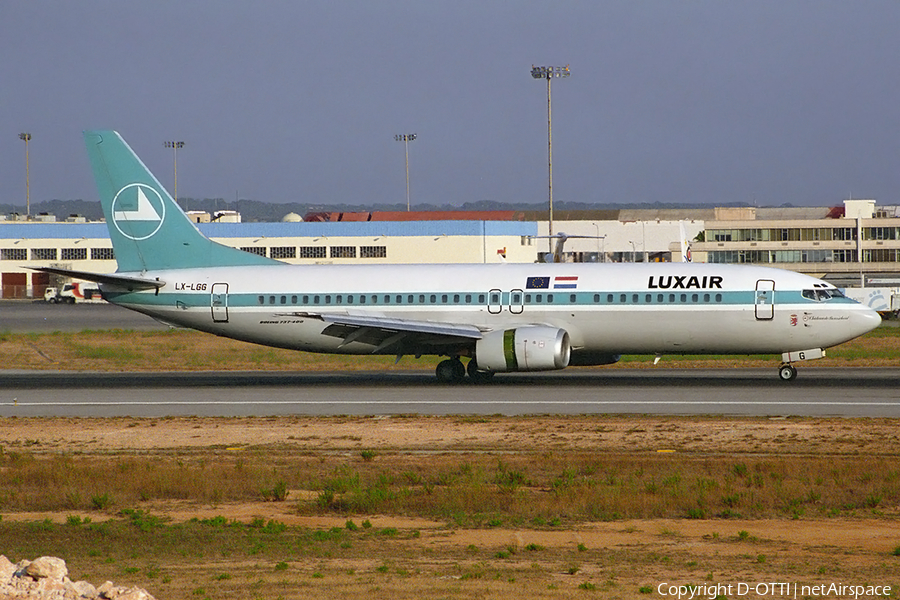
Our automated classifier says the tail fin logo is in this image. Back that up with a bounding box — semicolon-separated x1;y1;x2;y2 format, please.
111;183;166;241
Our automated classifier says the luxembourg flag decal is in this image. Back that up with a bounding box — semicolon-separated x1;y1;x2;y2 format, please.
553;276;578;289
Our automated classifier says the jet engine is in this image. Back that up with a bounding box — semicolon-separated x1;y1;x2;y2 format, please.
475;326;570;372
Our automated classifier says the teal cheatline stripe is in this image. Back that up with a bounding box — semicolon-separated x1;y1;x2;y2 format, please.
502;329;518;370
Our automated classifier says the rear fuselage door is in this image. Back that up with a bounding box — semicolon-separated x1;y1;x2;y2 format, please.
211;282;229;323
755;279;775;320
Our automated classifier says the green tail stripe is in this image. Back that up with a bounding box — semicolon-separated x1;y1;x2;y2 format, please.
503;329;518;370
84;130;278;272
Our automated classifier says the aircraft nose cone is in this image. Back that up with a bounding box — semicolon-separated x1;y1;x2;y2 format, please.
854;305;882;336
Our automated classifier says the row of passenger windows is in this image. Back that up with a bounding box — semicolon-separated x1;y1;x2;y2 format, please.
260;293;490;306
258;292;726;305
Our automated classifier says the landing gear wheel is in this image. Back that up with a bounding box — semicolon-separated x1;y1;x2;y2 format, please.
467;359;495;384
778;364;798;381
436;358;466;383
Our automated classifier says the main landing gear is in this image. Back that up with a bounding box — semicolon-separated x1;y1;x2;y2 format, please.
435;358;494;384
778;363;798;381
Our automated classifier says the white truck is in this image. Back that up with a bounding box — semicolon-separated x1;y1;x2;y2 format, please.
44;282;105;304
840;287;900;317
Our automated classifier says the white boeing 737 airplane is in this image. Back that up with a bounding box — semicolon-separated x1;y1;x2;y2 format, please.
37;131;881;382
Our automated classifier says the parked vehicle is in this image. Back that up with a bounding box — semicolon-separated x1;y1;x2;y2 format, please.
44;282;104;304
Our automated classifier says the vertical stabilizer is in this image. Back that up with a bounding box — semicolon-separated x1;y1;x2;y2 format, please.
84;130;278;272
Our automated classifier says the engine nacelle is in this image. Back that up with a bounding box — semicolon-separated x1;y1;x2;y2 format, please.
475;326;570;372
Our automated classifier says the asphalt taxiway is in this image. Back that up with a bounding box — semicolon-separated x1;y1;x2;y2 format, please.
3;301;898;418
2;368;899;418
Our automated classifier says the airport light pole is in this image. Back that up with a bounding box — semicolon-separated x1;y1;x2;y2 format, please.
395;133;417;211
164;141;185;208
19;133;32;218
531;65;570;254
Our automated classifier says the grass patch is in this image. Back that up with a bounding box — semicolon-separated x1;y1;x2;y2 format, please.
2;325;900;371
2;449;899;522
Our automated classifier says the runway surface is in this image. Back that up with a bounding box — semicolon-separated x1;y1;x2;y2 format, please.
2;368;899;418
0;300;168;333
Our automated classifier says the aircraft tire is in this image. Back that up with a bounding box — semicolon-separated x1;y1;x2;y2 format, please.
778;364;798;381
436;358;466;383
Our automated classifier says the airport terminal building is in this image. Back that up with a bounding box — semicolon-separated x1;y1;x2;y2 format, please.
2;199;900;298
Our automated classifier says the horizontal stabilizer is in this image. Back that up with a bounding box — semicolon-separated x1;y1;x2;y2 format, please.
30;267;165;291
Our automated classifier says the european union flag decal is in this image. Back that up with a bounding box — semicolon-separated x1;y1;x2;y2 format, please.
526;276;550;289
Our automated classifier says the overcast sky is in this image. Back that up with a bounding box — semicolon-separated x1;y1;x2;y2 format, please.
3;1;899;209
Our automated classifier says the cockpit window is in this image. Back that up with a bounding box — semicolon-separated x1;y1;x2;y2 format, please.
802;288;844;301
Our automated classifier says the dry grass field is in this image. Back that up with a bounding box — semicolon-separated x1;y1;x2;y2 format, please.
0;322;899;371
1;327;899;598
1;416;899;599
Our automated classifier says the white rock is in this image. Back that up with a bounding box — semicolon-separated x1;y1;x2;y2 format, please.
73;579;99;598
25;556;68;581
0;555;15;583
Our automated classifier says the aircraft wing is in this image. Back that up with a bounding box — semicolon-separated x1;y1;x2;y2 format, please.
285;312;483;354
30;267;165;291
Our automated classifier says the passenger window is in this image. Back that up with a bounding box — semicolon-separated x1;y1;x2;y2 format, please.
359;295;365;304
619;294;626;303
396;295;402;303
703;293;710;302
715;293;722;302
645;294;652;302
258;296;264;305
408;295;414;303
525;294;532;303
657;294;663;302
336;295;342;304
291;295;297;304
280;296;287;305
632;294;639;303
419;294;425;303
607;294;614;303
593;294;600;302
570;294;576;303
691;294;698;302
442;294;448;303
314;295;320;305
430;294;437;303
384;295;390;304
478;294;486;303
269;296;275;305
325;295;331;304
465;294;472;303
453;294;460;303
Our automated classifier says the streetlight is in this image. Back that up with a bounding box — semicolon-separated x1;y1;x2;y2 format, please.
531;64;570;254
394;134;417;211
18;133;31;218
163;141;185;207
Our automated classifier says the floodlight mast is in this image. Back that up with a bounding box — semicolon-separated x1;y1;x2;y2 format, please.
531;65;570;257
164;141;185;208
18;133;32;218
394;133;417;211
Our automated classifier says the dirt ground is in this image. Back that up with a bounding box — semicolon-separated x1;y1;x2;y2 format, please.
2;415;899;599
